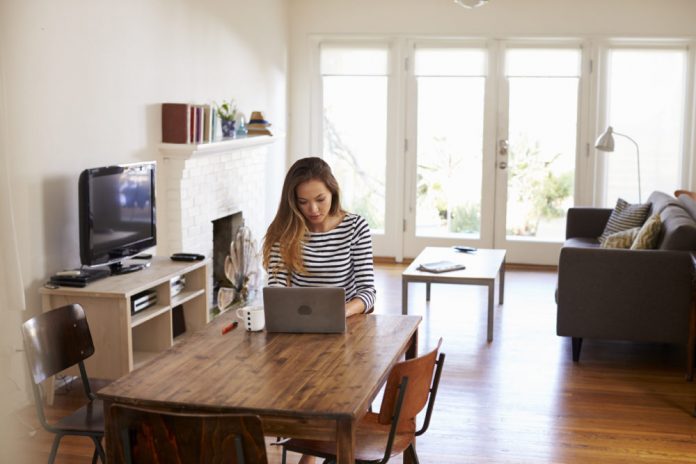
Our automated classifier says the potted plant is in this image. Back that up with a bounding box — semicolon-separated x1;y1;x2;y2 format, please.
216;99;237;138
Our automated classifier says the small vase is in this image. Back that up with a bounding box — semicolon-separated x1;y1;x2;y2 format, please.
221;119;236;138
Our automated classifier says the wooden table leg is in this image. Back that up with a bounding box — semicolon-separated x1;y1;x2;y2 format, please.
487;282;494;342
687;293;696;381
402;279;408;315
403;330;418;464
406;329;418;360
499;257;506;305
103;399;114;461
336;418;355;464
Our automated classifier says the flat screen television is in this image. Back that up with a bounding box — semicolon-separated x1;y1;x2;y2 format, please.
79;161;157;274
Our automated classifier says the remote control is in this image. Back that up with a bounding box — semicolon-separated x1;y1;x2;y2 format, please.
171;252;205;261
171;255;200;262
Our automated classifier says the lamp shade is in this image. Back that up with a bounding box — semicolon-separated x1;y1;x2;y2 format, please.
454;0;489;8
595;126;615;152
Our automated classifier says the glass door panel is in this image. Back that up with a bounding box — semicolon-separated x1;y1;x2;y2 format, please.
415;76;485;238
320;44;390;236
403;45;490;257
494;46;581;264
505;77;577;240
322;76;388;232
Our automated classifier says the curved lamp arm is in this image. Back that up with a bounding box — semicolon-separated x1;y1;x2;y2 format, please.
612;131;642;203
595;126;642;203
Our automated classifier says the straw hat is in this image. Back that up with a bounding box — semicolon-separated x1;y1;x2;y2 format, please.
248;111;271;126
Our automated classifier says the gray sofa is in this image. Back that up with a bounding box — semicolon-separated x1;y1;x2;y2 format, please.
556;191;696;375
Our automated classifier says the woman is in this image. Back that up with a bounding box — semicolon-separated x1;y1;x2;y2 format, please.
263;156;376;317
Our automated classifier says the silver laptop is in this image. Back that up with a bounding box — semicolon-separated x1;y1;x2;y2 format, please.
263;287;347;333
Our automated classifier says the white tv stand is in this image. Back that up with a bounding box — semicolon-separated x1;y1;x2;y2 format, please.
39;256;210;404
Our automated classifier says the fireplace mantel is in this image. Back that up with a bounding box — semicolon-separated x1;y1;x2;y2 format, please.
159;133;283;159
157;133;280;260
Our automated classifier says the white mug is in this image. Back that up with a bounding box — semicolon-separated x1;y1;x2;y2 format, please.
236;305;265;331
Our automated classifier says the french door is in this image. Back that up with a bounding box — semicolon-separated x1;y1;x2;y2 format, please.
492;44;584;263
403;41;584;264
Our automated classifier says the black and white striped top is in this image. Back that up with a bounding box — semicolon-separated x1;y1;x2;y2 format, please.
267;213;376;311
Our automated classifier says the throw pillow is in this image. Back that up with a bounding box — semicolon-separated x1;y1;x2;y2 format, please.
598;198;651;244
630;213;662;250
601;227;640;249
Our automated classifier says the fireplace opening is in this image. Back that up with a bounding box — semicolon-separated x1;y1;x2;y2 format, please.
212;211;244;308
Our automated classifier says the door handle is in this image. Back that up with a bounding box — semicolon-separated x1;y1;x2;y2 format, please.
499;161;507;170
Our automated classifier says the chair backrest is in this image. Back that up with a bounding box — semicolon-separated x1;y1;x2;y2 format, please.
378;338;444;433
21;303;95;385
108;405;268;464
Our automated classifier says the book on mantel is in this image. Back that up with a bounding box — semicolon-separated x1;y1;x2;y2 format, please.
162;103;190;143
162;103;218;144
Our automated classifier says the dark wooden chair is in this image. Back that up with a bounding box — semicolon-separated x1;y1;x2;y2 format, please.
21;303;105;464
108;405;269;463
281;338;445;464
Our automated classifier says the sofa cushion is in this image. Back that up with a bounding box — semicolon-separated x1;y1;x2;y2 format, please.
564;237;600;248
647;190;679;215
598;198;650;244
656;208;696;250
601;227;639;249
630;213;661;249
677;193;696;220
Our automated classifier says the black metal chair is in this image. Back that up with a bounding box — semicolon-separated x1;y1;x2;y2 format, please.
281;339;445;464
21;303;105;464
108;405;268;463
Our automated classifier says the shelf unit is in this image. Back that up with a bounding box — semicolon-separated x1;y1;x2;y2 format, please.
40;257;210;402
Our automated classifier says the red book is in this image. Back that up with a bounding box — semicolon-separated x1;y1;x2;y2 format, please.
190;106;196;143
161;103;190;144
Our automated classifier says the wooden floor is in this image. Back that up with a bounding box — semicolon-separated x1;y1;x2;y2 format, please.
12;264;696;463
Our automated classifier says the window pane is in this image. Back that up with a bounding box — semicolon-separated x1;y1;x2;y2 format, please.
323;76;387;232
415;47;487;76
506;75;578;240
416;76;485;238
603;48;686;205
506;48;581;77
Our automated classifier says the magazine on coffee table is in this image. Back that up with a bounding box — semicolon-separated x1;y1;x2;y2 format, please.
416;260;466;273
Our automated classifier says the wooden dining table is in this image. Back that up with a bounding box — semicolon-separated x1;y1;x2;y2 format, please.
98;312;421;464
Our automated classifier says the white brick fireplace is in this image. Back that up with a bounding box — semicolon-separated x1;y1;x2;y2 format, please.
158;136;280;260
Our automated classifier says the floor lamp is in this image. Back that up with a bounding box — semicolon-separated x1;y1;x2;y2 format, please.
595;126;642;203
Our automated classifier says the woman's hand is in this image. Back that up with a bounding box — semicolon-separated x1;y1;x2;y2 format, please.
345;298;367;317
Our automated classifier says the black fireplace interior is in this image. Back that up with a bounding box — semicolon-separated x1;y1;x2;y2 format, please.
211;211;244;307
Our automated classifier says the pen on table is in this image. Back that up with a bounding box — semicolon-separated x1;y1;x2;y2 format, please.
222;321;238;335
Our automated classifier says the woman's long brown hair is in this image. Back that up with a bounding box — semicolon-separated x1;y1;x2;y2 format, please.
263;157;343;276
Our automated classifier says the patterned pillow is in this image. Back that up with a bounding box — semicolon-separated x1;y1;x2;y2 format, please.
601;227;640;249
599;198;651;244
630;213;662;249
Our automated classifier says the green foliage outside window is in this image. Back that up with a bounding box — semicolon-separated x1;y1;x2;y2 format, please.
449;203;481;233
506;138;572;236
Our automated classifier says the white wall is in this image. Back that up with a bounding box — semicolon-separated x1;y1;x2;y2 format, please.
288;0;696;164
0;0;288;447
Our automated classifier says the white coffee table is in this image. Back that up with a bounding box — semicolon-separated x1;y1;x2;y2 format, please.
401;247;506;342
